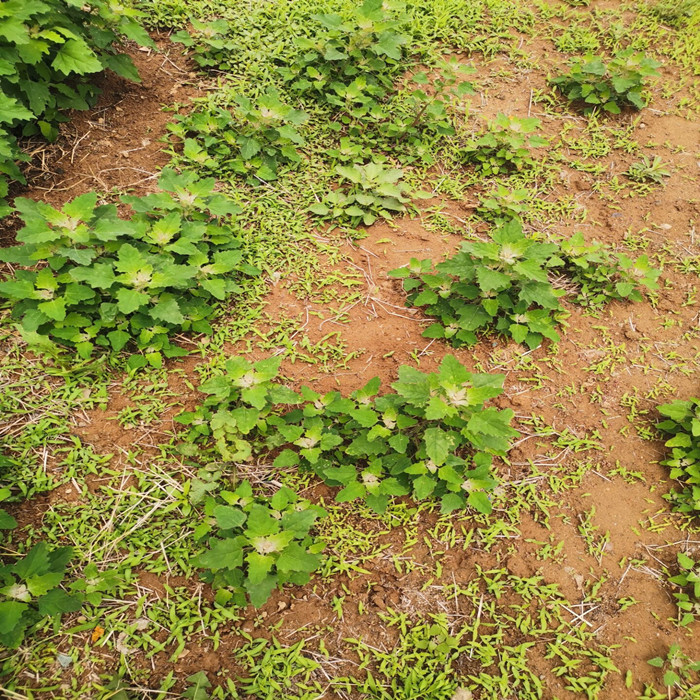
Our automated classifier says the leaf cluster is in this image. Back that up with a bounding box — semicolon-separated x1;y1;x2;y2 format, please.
176;355;517;519
0;169;260;360
391;219;565;349
550;50;662;114
176;356;297;462
271;356;514;516
0;487;17;531
554;232;660;307
391;221;660;349
309;161;411;227
477;186;530;222
668;551;700;626
657;398;700;515
648;644;700;690
0;543;80;648
168;89;308;184
626;155;671;184
193;480;326;608
0;542;118;648
375;60;474;145
279;0;408;118
460;114;549;176
0;0;152;214
171;19;239;71
278;2;471;161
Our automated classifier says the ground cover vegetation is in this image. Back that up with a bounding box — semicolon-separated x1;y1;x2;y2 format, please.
0;0;700;696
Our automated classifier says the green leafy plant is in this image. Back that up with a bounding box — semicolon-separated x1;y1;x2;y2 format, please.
310;161;411;227
477;186;530;222
391;222;660;349
177;355;516;517
279;0;409;118
168;89;308;183
656;398;700;514
550;50;662;114
375;59;474;143
390;219;565;349
0;169;259;360
334;58;473;157
175;356;298;462
0;0;152;214
0;539;120;648
460;114;549;176
171;19;239;71
0;542;81;648
668;551;700;626
648;644;700;692
272;358;513;515
0;487;17;531
552;232;661;307
193;480;326;608
626;155;671;184
183;671;212;700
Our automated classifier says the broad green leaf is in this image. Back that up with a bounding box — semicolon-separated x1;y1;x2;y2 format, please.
0;509;17;529
281;508;323;536
150;297;185;325
26;571;64;596
336;481;366;502
197;538;243;572
424;427;451;466
36;297;66;321
37;589;83;617
103;53;141;83
63;192;97;222
0;601;27;634
52;39;102;75
413;474;436;500
245;575;277;608
468;490;493;514
212;505;246;530
13;543;52;580
107;330;130;352
245;505;280;537
116;288;148;314
0;96;33;124
476;267;511;292
246;552;274;584
658;401;691;422
200;278;227;300
277;543;321;573
440;492;465;513
70;264;117;289
273;450;300;468
0;278;37;300
468;407;516;438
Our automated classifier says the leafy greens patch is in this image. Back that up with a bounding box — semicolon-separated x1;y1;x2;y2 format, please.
0;169;260;359
390;220;660;349
657;398;700;515
176;355;517;518
194;480;326;608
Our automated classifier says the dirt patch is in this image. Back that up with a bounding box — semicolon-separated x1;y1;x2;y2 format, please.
16;36;201;212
